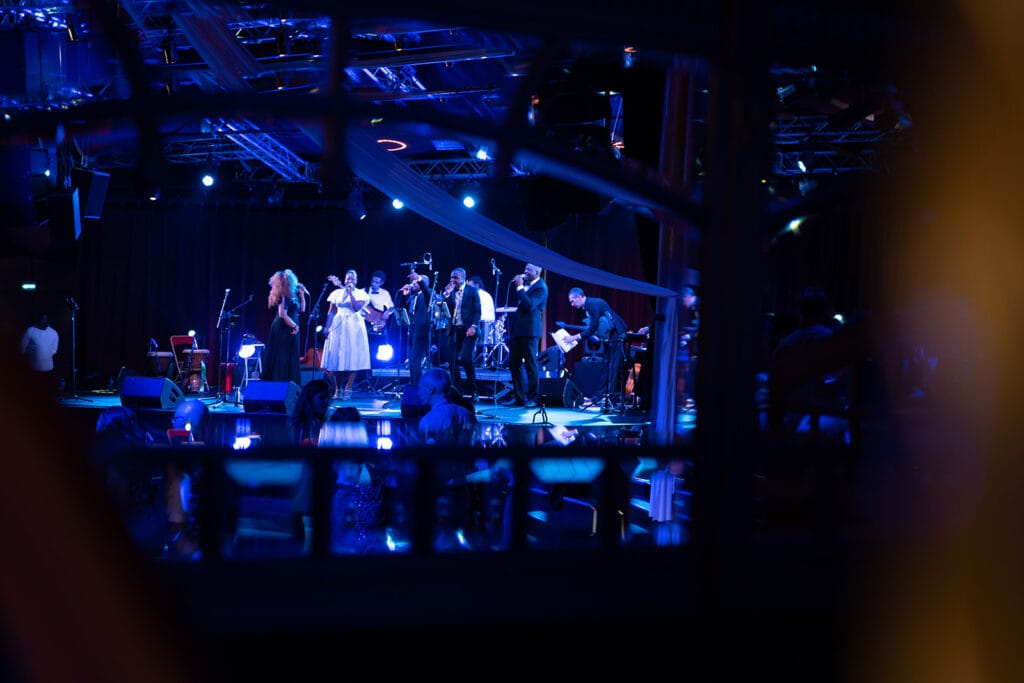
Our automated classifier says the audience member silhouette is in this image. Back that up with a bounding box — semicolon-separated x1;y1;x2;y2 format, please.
320;406;389;553
288;379;333;549
769;287;845;434
91;406;164;556
164;399;210;558
417;367;477;446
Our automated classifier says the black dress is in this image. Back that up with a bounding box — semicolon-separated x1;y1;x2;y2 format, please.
263;298;301;385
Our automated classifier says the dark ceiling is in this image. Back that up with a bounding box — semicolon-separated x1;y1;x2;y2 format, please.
0;1;915;227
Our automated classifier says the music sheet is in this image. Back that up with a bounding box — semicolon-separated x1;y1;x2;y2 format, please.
551;328;579;354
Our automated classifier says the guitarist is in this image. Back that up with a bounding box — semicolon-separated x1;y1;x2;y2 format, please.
365;270;396;364
560;287;629;399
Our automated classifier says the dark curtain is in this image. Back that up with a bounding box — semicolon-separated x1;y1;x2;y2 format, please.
71;200;652;386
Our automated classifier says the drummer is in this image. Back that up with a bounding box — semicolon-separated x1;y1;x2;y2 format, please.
468;275;495;342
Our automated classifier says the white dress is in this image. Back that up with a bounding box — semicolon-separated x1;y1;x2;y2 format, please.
321;287;371;371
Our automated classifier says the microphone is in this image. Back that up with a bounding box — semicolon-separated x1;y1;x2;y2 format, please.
490;258;501;275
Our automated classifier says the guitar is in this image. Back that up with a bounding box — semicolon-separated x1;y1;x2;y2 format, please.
361;305;395;333
555;315;614;342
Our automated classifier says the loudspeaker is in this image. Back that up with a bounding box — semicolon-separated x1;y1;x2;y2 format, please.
120;376;184;410
243;381;300;414
115;366;138;392
400;384;429;418
71;168;110;220
47;190;82;249
537;377;583;408
572;361;608;398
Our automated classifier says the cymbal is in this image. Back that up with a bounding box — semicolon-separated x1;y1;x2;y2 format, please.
495;306;517;313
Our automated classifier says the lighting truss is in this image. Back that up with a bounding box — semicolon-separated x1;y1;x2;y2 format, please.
405;158;531;180
773;148;879;176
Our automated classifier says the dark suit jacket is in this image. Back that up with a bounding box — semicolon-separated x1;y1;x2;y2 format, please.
444;283;481;330
395;277;431;327
509;277;548;337
581;297;628;340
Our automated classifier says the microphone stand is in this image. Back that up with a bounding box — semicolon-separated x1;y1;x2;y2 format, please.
66;298;92;402
216;295;251;404
304;283;329;381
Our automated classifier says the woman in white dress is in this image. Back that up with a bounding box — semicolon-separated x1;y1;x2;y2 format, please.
321;269;371;399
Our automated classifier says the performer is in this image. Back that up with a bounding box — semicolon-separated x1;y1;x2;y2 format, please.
364;270;396;364
322;270;371;400
561;287;629;400
499;263;548;407
263;269;307;385
468;275;495;328
441;267;481;399
21;312;59;396
396;270;432;386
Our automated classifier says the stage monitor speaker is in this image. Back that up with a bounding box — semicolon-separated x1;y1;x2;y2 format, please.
537;377;583;408
120;376;184;410
243;381;300;414
116;366;138;393
571;361;607;399
400;384;430;418
72;168;111;220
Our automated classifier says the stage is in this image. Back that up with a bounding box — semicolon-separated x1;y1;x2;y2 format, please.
58;372;686;451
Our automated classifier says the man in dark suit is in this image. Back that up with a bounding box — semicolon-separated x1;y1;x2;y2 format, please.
500;262;549;407
442;267;482;398
564;287;629;400
395;271;432;386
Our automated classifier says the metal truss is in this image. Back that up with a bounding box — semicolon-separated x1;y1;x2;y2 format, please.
773;114;889;146
405;158;531;180
773;148;878;176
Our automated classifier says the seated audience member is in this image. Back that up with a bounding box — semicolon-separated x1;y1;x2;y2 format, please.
321;407;387;554
289;379;334;548
92;407;164;556
417;367;477;447
164;399;210;558
290;379;332;446
769;287;846;434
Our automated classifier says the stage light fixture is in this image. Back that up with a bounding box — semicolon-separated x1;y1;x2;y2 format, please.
376;344;394;362
391;198;404;209
201;172;215;188
347;186;367;220
21;282;36;291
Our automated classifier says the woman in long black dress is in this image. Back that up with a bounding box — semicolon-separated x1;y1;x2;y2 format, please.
263;268;307;385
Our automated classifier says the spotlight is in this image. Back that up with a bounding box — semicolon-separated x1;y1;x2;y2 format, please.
391;198;404;210
462;194;476;209
376;343;394;362
201;172;215;188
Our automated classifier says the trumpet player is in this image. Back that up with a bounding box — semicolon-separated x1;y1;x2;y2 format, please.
396;270;432;386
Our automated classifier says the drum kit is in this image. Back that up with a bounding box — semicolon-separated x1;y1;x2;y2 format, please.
476;306;515;369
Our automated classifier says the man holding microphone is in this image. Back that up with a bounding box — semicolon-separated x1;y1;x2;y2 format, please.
499;263;548;407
